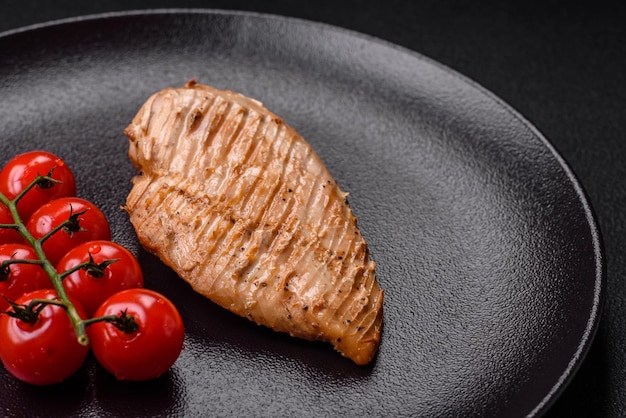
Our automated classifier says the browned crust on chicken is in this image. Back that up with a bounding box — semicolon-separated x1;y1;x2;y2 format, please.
124;80;383;365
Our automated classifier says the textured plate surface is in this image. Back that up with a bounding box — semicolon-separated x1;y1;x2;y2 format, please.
0;10;604;417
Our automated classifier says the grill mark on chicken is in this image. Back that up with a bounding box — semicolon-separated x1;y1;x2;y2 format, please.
124;80;384;365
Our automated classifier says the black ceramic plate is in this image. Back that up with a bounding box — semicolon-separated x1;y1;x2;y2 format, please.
0;10;604;417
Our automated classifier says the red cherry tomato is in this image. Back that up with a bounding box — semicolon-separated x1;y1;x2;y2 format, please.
26;197;111;266
0;203;23;245
0;151;76;222
0;244;52;311
0;289;89;385
90;289;184;381
57;240;144;317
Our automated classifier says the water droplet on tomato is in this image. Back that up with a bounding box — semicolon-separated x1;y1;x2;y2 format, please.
88;243;102;254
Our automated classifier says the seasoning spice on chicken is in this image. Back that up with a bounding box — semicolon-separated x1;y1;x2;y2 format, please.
124;80;384;365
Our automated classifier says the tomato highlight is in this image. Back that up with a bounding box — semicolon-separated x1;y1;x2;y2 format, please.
26;197;111;266
0;243;51;311
58;240;144;317
90;289;184;381
0;289;90;385
0;151;77;222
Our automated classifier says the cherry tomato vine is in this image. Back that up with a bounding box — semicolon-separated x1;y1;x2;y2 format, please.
0;169;92;344
0;151;184;385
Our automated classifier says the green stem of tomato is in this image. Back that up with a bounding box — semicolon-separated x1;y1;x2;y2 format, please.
13;170;61;205
0;176;90;346
29;235;89;345
38;221;67;245
57;261;91;280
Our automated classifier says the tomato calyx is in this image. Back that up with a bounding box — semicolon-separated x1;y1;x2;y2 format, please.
14;172;62;209
0;264;9;281
85;309;139;334
0;257;44;282
38;204;89;244
109;309;140;333
34;168;62;190
83;253;120;279
59;252;120;280
2;297;63;324
62;205;88;236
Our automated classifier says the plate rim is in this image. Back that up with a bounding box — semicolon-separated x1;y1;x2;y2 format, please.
0;9;606;416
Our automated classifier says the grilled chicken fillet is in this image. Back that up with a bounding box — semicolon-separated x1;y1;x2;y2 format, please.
124;80;384;365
